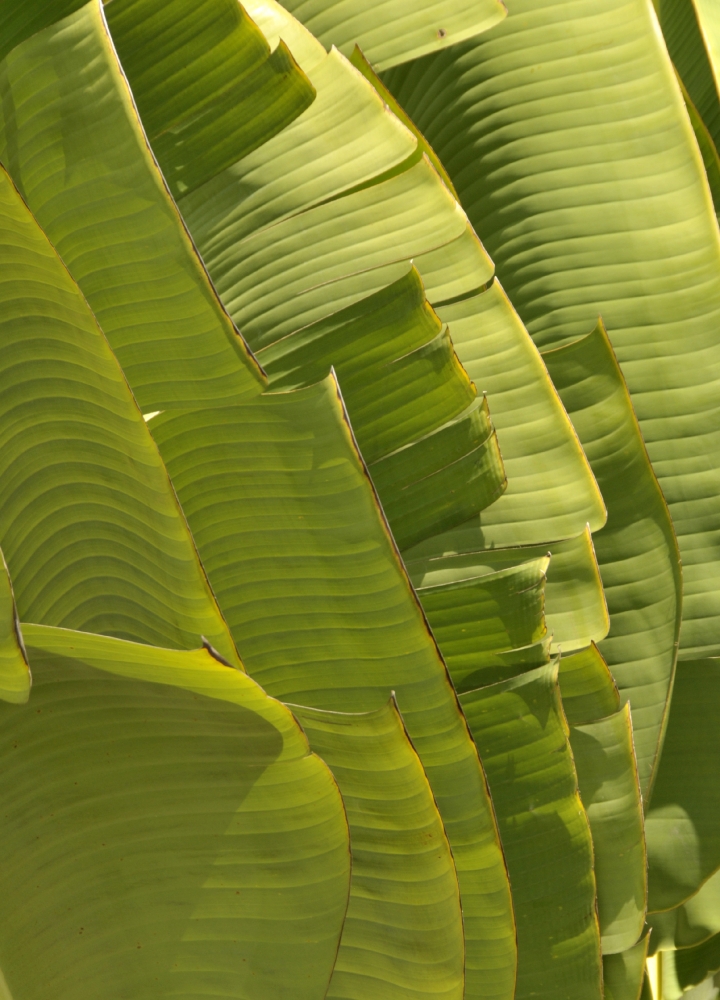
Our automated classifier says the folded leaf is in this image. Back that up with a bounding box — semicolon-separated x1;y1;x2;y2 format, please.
459;663;602;1000
569;705;646;953
0;624;351;1000
653;0;720;155
414;557;549;693
0;162;237;659
558;644;620;727
674;932;720;993
277;0;507;71
291;699;464;1000
648;867;720;952
603;936;649;1000
149;377;517;1000
407;525;608;657
0;1;266;412
104;3;506;547
401;282;606;551
543;320;682;799
105;0;316;197
0;550;29;704
384;0;720;660
645;658;720;911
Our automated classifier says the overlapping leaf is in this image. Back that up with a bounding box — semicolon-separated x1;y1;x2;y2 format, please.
542;321;682;798
384;0;720;663
0;624;350;1000
292;699;464;1000
0;158;238;660
276;0;507;70
645;658;720;911
149;379;517;1000
460;663;603;1000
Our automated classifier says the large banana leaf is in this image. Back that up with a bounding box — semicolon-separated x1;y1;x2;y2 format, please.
649;869;720;952
645;658;720;911
1;623;351;1000
276;0;507;70
291;700;464;1000
542;321;682;798
604;936;650;1000
459;662;602;1000
0;2;266;413
0;6;515;996
383;0;720;663
406;525;609;657
569;705;646;954
653;0;720;155
149;378;517;1000
0;156;238;661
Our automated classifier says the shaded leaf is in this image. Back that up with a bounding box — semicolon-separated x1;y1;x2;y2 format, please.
402;281;606;551
105;0;316;197
384;0;720;659
558;643;620;727
645;658;720;911
414;556;549;693
407;525;608;658
543;320;682;798
459;663;602;1000
603;935;650;1000
648;868;720;952
570;705;646;953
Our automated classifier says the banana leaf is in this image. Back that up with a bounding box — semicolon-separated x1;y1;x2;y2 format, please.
543;321;682;799
149;378;517;1000
645;658;720;911
603;936;650;1000
648;868;720;952
569;705;646;953
401;281;606;550
105;0;316;198
459;662;602;1000
0;2;266;412
383;0;720;663
291;699;464;1000
674;933;720;993
0;550;30;704
653;0;720;153
407;525;609;657
0;158;238;661
558;644;620;726
276;0;507;70
0;623;351;1000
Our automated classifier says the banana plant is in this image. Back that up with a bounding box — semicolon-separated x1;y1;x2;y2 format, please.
0;1;716;1000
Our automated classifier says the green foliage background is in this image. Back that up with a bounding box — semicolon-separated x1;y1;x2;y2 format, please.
0;1;717;999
